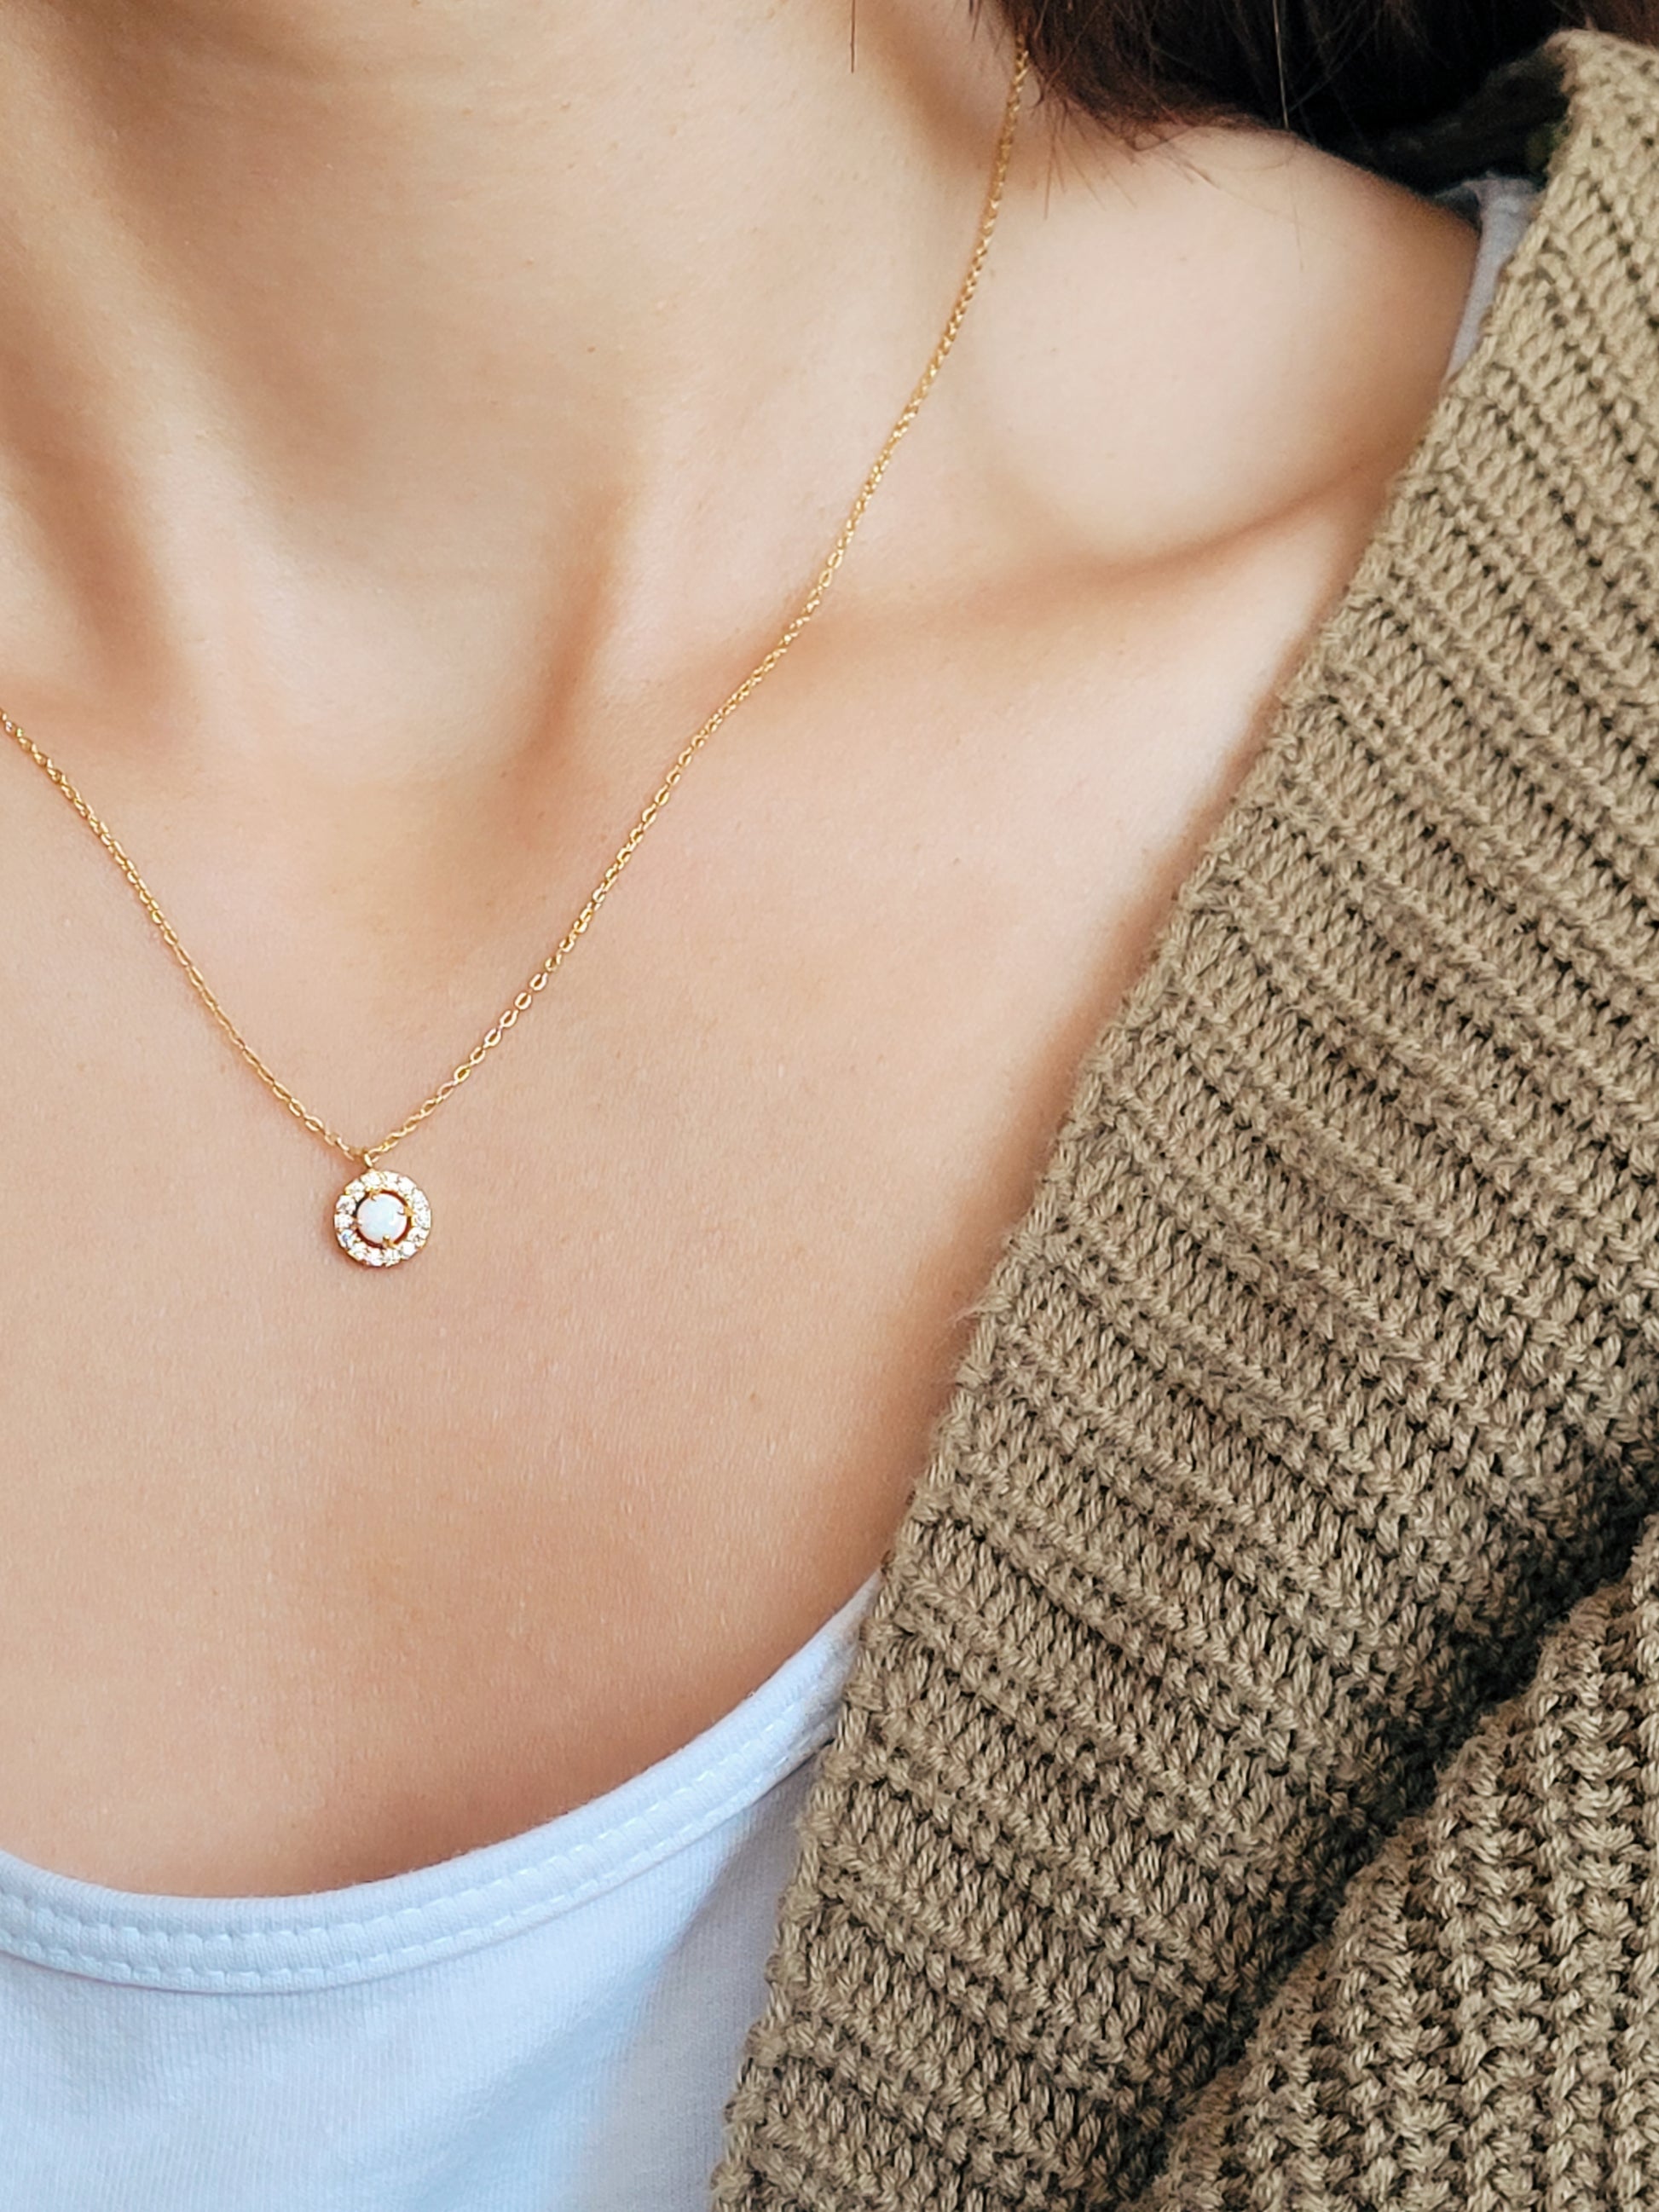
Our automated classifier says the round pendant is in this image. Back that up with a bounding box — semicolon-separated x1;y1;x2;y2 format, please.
332;1169;431;1268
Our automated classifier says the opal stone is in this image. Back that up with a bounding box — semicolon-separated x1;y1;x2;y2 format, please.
355;1191;411;1246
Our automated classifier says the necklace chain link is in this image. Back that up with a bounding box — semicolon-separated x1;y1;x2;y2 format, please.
2;43;1027;1174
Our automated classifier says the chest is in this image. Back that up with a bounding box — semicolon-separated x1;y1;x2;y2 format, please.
0;516;1369;1893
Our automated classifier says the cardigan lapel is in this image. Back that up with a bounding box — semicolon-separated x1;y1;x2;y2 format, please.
714;32;1659;2211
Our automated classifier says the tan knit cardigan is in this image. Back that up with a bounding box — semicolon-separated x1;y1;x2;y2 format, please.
709;29;1659;2212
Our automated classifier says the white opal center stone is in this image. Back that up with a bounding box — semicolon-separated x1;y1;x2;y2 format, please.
356;1192;411;1246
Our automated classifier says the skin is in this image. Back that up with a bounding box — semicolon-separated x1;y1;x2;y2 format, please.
0;0;1479;1895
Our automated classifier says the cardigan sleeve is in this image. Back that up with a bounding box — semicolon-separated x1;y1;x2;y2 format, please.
1130;1501;1659;2211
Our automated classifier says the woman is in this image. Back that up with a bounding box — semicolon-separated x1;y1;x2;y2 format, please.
0;0;1654;2204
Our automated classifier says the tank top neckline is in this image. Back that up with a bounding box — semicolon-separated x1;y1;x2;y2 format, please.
0;1574;876;1992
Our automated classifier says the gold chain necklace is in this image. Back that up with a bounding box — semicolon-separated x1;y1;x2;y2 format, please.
3;41;1028;1271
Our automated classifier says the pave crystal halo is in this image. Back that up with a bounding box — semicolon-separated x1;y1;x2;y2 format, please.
332;1169;431;1268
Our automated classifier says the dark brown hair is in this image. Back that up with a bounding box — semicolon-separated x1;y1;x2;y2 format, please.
996;0;1659;157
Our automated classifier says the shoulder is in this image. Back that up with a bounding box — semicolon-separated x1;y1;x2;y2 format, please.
955;113;1478;579
949;29;1656;583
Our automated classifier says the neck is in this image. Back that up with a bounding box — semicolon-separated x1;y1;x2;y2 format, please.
0;0;1023;766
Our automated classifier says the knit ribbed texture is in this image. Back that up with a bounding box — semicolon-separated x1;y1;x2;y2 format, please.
712;30;1659;2212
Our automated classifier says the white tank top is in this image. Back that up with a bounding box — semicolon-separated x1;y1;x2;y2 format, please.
0;1574;876;2211
0;176;1538;2212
